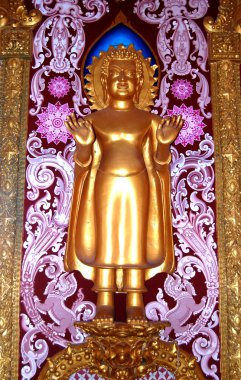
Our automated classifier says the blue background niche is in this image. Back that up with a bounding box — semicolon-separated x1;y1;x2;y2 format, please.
84;24;157;76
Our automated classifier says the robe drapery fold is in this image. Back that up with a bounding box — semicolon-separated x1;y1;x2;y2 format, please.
64;124;175;282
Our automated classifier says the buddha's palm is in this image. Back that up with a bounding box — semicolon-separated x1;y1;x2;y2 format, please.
65;113;95;146
156;115;184;145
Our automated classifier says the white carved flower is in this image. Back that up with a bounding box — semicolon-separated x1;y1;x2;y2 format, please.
36;102;74;144
171;79;193;100
48;76;71;98
167;104;206;147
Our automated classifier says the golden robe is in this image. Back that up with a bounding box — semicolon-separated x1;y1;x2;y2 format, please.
64;112;174;281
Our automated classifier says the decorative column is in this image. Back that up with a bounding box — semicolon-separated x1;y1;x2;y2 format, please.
204;1;241;379
0;2;41;379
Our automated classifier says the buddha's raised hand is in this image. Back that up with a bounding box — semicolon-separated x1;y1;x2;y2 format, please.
65;113;95;146
156;115;184;145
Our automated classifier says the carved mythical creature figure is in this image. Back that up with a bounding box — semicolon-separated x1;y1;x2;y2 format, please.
64;45;183;322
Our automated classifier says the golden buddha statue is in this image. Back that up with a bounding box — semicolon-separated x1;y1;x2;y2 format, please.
64;45;183;322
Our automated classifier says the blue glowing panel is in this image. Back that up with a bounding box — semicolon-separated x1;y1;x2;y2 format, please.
84;24;156;72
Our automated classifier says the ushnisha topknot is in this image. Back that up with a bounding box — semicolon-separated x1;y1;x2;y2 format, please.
101;44;143;79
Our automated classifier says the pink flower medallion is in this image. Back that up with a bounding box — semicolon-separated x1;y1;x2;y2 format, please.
48;76;71;98
36;102;74;144
171;79;193;100
167;104;206;147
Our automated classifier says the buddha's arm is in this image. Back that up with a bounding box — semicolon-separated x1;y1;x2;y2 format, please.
151;115;183;166
65;114;95;167
74;140;93;167
155;138;172;165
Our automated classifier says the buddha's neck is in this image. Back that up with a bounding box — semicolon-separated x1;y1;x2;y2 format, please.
109;99;134;111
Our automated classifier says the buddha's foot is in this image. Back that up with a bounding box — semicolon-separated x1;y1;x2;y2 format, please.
126;306;147;324
95;305;114;323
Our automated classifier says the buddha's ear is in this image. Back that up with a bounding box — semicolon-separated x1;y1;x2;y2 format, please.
134;77;144;104
101;75;109;104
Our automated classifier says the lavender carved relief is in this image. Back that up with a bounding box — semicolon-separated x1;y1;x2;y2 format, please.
21;135;96;379
145;135;219;379
134;0;211;118
30;0;108;116
36;101;74;144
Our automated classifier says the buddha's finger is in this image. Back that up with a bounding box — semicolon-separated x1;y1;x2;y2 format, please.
77;118;87;130
84;119;93;131
70;113;79;129
168;116;175;127
172;115;182;129
176;115;183;128
158;119;166;127
177;117;184;130
176;115;182;123
85;121;95;142
69;113;76;124
174;115;180;125
64;116;72;130
65;118;76;131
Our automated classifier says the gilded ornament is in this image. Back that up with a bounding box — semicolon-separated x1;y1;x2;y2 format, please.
206;2;241;377
0;2;38;379
204;0;235;32
0;29;31;57
0;7;9;27
208;33;241;60
234;3;241;32
0;55;26;380
38;321;205;380
0;1;42;29
13;6;42;28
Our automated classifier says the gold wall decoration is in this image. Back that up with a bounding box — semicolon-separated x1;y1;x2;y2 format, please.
204;1;241;379
0;0;240;379
0;28;32;57
0;1;41;380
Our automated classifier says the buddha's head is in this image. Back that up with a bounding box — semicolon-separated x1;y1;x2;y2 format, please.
100;45;144;104
85;44;157;111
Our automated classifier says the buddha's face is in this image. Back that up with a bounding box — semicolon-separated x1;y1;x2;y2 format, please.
106;60;137;101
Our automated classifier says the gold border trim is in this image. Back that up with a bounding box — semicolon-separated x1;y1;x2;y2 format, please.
0;1;41;379
204;1;241;378
0;0;240;379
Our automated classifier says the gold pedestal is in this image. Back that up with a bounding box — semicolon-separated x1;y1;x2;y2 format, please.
38;321;205;380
